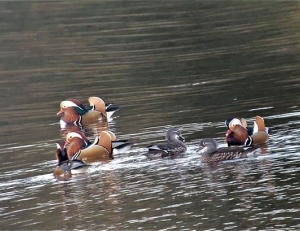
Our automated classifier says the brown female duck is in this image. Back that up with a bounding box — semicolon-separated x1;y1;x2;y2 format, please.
145;127;186;159
198;138;255;163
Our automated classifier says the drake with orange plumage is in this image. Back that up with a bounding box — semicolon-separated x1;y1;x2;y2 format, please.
65;130;133;161
225;116;269;146
57;96;119;126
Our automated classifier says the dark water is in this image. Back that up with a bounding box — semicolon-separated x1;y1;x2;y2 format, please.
1;1;300;230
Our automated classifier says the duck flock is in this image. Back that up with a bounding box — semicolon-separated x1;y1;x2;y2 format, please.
54;96;270;178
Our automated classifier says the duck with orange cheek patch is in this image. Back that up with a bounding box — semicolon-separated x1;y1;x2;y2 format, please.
65;130;133;161
225;116;271;136
57;96;119;126
53;141;89;178
225;116;269;146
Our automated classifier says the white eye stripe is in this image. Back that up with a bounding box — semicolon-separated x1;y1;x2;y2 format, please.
67;132;83;139
230;118;243;127
61;101;80;108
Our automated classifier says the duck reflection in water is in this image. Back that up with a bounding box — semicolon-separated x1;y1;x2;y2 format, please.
53;141;90;179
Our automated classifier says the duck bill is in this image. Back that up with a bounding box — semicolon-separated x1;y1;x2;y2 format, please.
64;141;70;148
196;147;202;152
57;109;64;116
178;134;185;142
225;129;232;137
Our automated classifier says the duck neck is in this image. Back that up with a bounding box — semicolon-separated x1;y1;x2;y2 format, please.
172;138;185;146
63;108;80;124
67;138;85;159
199;145;217;163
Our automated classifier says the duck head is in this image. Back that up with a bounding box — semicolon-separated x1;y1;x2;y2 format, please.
225;117;248;129
57;107;82;125
65;131;90;144
197;138;218;154
65;131;90;159
57;98;89;115
226;118;249;146
166;127;185;143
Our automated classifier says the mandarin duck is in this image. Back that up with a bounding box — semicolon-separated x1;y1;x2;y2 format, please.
57;96;119;126
225;117;271;136
53;141;90;177
225;116;269;146
197;138;259;163
145;127;186;160
65;130;133;161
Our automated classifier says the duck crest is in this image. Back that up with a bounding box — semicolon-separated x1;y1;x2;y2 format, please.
66;130;84;140
61;99;82;109
66;98;89;114
66;131;91;146
66;98;84;107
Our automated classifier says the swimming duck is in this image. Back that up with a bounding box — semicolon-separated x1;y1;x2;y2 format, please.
57;96;119;125
53;141;89;177
145;127;186;159
57;106;101;126
65;130;133;161
198;138;255;163
225;116;269;146
225;116;271;136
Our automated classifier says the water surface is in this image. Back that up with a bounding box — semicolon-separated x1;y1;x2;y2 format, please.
1;1;300;230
